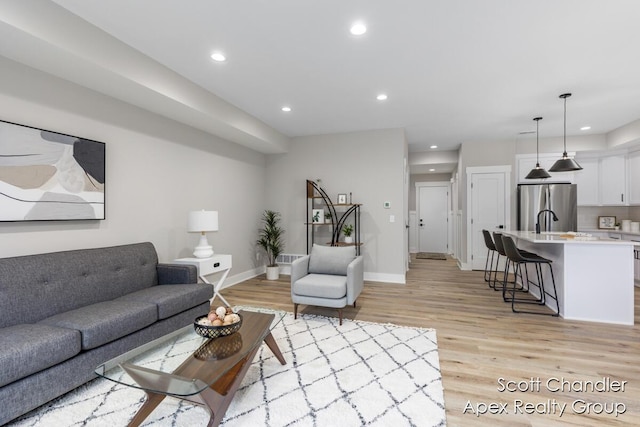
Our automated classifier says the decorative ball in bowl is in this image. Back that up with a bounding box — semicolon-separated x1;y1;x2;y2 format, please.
194;307;242;339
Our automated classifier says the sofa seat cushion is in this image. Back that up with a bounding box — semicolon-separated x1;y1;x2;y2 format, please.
293;274;347;299
0;324;81;387
116;284;212;320
39;300;157;350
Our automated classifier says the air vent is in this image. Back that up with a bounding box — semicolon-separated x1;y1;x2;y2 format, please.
276;254;306;264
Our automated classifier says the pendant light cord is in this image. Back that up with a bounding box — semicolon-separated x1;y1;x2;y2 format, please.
563;95;567;155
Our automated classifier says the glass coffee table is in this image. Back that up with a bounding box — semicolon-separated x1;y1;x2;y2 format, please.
95;308;286;427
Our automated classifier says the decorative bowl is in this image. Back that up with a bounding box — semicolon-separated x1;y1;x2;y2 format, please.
194;313;243;339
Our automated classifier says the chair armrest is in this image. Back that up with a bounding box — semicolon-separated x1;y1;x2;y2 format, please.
291;255;310;288
346;256;364;305
291;255;309;298
157;263;198;285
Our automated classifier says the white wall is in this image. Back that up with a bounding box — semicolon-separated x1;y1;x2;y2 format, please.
0;56;267;279
265;129;407;283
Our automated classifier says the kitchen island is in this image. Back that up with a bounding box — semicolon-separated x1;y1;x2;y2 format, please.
501;230;635;325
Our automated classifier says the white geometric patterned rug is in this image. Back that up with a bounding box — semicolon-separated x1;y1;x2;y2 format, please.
9;312;446;427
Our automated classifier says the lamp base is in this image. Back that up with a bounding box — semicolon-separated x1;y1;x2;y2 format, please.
193;234;214;258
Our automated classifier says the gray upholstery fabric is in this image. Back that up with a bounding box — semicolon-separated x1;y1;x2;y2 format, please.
0;302;209;426
116;284;212;319
39;300;157;350
157;263;197;285
293;274;347;299
0;242;159;329
0;324;81;388
0;242;208;425
308;244;356;275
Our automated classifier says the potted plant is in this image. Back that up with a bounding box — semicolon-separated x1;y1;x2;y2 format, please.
342;224;354;244
257;210;285;280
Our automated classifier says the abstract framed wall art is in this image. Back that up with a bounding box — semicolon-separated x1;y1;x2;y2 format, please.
0;120;105;221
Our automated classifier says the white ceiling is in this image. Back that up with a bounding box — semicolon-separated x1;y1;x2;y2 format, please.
4;0;640;160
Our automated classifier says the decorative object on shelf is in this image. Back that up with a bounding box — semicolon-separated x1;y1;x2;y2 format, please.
525;117;552;179
187;210;219;258
337;193;347;204
342;224;354;244
312;209;324;224
306;180;361;255
549;93;583;172
257;209;285;280
598;216;616;230
324;212;332;222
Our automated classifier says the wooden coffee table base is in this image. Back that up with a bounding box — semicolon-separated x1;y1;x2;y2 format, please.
125;331;285;427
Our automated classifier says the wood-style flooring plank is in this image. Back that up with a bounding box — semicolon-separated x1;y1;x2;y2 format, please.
216;256;640;426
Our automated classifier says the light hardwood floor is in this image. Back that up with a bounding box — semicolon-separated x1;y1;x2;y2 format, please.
219;256;640;426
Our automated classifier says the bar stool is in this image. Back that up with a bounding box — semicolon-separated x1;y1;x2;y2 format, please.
482;230;500;288
500;235;560;316
491;232;525;294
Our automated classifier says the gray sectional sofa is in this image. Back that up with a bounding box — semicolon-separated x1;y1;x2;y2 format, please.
0;242;212;425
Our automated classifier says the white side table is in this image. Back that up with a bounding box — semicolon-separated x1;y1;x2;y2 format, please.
173;254;233;306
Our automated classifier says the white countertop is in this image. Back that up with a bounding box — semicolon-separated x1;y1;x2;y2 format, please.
580;228;640;237
501;230;637;245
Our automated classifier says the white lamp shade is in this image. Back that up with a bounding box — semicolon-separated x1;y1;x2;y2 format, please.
187;210;218;233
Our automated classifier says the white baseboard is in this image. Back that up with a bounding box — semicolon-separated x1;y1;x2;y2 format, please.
219;267;264;289
221;267;405;285
364;272;406;284
457;260;472;271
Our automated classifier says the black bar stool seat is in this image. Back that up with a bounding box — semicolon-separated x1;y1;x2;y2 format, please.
501;234;560;316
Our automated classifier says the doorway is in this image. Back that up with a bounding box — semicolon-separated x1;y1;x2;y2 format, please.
416;182;451;254
466;166;511;270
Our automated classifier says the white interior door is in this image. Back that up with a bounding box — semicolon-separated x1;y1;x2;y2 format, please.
418;184;449;253
470;170;508;270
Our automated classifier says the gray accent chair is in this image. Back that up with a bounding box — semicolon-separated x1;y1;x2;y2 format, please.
291;244;364;325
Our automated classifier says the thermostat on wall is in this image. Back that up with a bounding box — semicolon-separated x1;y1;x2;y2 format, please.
383;201;391;209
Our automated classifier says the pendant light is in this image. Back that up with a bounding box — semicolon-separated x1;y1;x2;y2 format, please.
525;117;551;179
549;93;583;172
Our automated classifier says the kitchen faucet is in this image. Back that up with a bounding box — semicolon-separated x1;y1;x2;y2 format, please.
536;209;559;234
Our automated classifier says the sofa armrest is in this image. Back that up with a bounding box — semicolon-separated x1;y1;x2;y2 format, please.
346;256;364;305
157;263;198;285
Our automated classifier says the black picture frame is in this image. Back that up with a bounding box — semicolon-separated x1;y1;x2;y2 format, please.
0;119;105;221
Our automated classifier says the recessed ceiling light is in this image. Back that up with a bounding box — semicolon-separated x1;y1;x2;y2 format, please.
581;126;591;131
281;106;292;112
350;22;367;36
430;145;438;149
429;169;436;172
210;52;226;62
376;94;388;101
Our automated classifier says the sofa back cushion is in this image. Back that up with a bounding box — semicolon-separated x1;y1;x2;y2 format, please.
0;242;159;328
308;244;356;276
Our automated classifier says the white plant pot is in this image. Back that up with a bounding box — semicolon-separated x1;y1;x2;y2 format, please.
266;265;280;280
344;236;353;244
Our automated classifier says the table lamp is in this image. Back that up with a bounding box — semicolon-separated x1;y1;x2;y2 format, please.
187;210;218;258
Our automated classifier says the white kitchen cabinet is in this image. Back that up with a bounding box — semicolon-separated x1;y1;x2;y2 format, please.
600;154;627;205
628;150;640;205
573;158;599;205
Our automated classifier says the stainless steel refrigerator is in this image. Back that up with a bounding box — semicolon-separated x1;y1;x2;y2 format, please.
517;183;577;232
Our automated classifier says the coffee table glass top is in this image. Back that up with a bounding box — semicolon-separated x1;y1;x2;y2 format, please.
94;307;284;397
